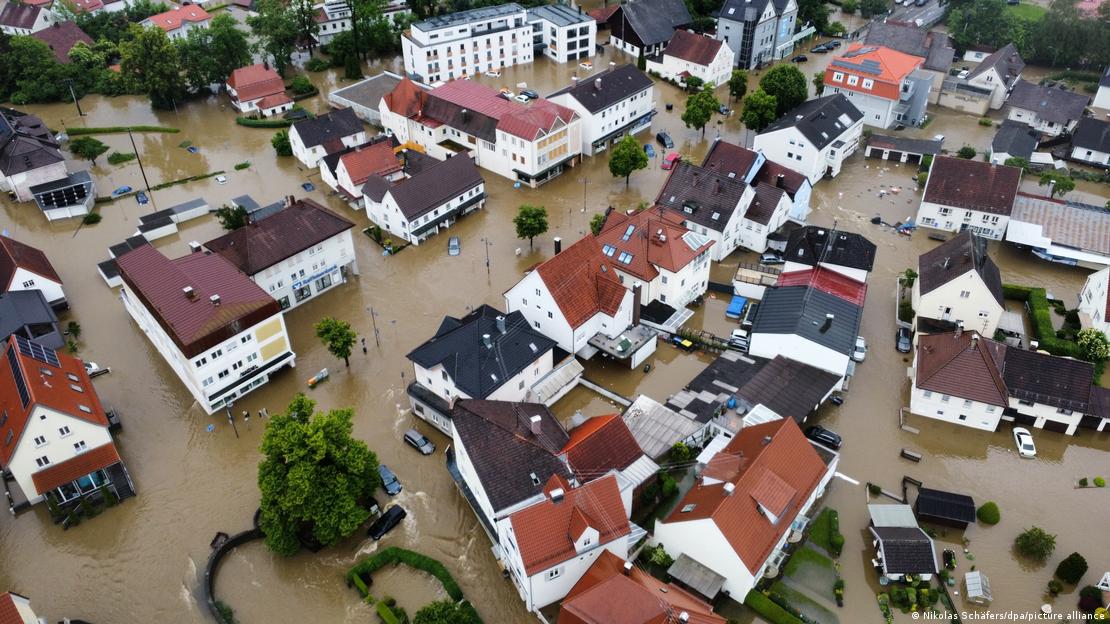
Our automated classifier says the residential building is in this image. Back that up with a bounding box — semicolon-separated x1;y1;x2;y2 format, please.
0;290;63;350
548;64;655;156
499;474;631;611
0;592;40;623
915;156;1022;240
1079;267;1110;335
646;30;734;89
822;44;931;129
115;244;296;415
606;0;691;58
380;77;582;187
203;198;357;311
1070;117;1110;167
1005;79;1089;137
701;138;813;224
526;4;596;64
362;152;486;245
913;231;1004;337
328;71;419;127
1094;66;1110;111
0;3;55;35
31;22;93;63
289;107;367;169
863;133;942;165
1006;193;1110;270
863;20;954;104
319;138;403;201
559;550;726;624
402;4;533;84
72;0;105;13
141;5;210;39
868;505;938;582
653;418;838;603
783;225;876;283
716;0;799;69
964;43;1024;110
0;108;69;204
561;414;657;513
753;94;864;183
0;235;66;311
989;119;1039;165
226;64;292;117
28;169;95;223
0;335;135;510
405;306;560;434
312;0;351;45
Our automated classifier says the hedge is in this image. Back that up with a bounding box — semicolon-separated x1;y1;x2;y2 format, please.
375;601;400;624
68;125;179;135
150;170;225;191
235;116;293;128
744;590;804;624
1002;284;1084;359
348;547;464;602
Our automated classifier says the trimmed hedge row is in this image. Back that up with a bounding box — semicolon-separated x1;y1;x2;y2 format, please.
745;590;805;624
1002;284;1083;359
235;116;293;128
348;547;464;602
375;601;400;624
68;125;179;135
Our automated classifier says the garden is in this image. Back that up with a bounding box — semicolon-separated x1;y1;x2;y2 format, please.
347;547;483;624
1000;284;1109;380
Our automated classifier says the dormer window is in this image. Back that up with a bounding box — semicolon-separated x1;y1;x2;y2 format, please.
681;503;696;513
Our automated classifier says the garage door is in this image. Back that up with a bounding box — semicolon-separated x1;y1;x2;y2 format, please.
1042;419;1070;433
1012;413;1037;426
886;151;902;162
1079;415;1103;430
906;154;921;165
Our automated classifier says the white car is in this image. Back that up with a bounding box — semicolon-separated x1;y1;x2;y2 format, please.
485;70;501;78
852;336;867;363
514;94;530;103
215;175;228;185
1013;427;1036;458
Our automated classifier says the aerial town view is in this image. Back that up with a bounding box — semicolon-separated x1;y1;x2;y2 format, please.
1;0;1109;619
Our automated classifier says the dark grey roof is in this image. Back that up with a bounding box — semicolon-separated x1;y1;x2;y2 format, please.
329;71;406;108
718;0;772;24
873;527;937;575
747;183;786;225
915;488;976;524
761;94;863;151
450;399;572;513
0;108;64;176
656;161;749;232
621;0;691;46
784;226;876;271
1006;79;1089;125
527;4;591;26
380;153;484;221
1072;117;1110;153
230;195;260;211
751;285;863;355
413;3;523;32
866;133;943;156
863;21;954;72
967;43;1024;88
1002;347;1093;412
421;94;500;143
0;290;61;349
549;65;653;114
683;351;766;399
30;170;93;213
991;119;1038;159
406;305;555;399
290;108;363;148
918;231;1003;306
738;356;840;421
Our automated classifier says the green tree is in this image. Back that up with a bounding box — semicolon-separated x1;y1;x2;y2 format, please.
513;204;548;249
728;69;749;102
684;75;704;92
957;146;977;159
759;64;807;116
947;0;1018;52
812;71;824;93
216;204;249;230
1014;526;1056;562
589;212;607;236
1077;328;1110;362
741;89;778;132
315;317;357;367
248;0;299;77
682;85;721;136
272;130;293;156
1055;552;1088;585
637;47;646;71
976;501;1000;525
841;0;858;13
119;25;185;109
608;134;649;186
413;600;481;624
798;0;830;33
826;21;847;36
1003;156;1029;171
290;75;314;94
258;394;381;556
205;14;252;85
1038;172;1075;198
859;0;888;17
69;137;109;166
290;0;321;52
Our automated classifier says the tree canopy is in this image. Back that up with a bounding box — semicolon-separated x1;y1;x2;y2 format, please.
1077;328;1109;362
1038;171;1075;198
248;0;299;76
759;65;807;116
946;0;1110;68
119;25;184;109
859;0;887;18
1014;526;1056;562
69;137;110;165
589;212;607;236
513;205;548;249
741;89;778;132
272;130;293;156
797;0;830;33
315;317;358;367
682;84;721;136
216;205;249;230
177;14;251;91
608;134;649;186
413;600;482;624
728;69;749;102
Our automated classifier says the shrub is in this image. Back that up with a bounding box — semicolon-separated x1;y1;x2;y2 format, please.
976;502;1000;525
82;212;102;225
107;151;136;165
898;300;914;323
236;116;293;128
348;547;463;601
670;441;693;462
1048;579;1063;595
1079;585;1104;613
660;473;678;499
868;483;882;496
306;57;331;71
1015;526;1056;562
214;601;237;624
1056;552;1088;584
1079;477;1089;486
376;600;401;624
957;146;977;159
67;125;179;135
648;544;674;568
234;161;250;170
978;118;993;126
744;590;804;624
290;75;314;95
1096;477;1106;487
830;533;845;557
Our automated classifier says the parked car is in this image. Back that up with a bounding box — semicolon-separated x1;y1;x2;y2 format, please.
731;328;749;341
521;88;539;100
829;40;841;48
379;464;402;495
740;302;760;330
403;429;435;455
1013;427;1036;458
805;425;842;450
514;94;530;103
829;394;845;406
447;236;461;256
485;70;501;78
644;143;656;158
215;175;228;185
896;327;913;353
791;55;808;63
718;105;731;115
811;44;831;53
656;132;674;149
852;336;867;362
579;61;593;70
135;191;149;205
367;505;407;540
914;0;927;6
759;252;784;265
662;152;681;170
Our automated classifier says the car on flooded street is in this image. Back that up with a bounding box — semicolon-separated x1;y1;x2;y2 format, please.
1013;427;1036;457
791;55;808;63
447;236;461;256
404;429;435;455
852;336;867;362
896;327;913;352
759;252;784;265
216;175;228;185
662;152;680;170
644;143;656;158
379;465;402;495
811;43;831;53
367;505;407;540
135;191;148;204
805;425;842;450
656;132;674;149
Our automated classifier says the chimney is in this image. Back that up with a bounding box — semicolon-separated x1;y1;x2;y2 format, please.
723;482;736;496
578;4;582;13
622;561;633;575
210;294;221;306
776;173;785;189
594;78;602;91
461;108;469;121
553;237;562;254
820;313;834;333
679;613;690;623
713;178;721;195
496;314;507;334
482;333;492;348
530;414;542;435
632;284;642;325
762;435;772;445
183;286;195;299
550;487;565;502
970;333;979;348
955;321;963;338
188;241;202;253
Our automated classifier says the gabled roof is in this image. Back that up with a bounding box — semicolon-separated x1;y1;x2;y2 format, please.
423;80;577;142
381;153;484;221
784;226;876;272
226;63;285;102
871;526;937;574
291;108;363;148
383;77;428;118
143;5;210;31
257;93;293;110
967;42;1024;87
914;331;1009;407
663;30;724;66
918;230;1003;306
752;158;807;197
204;198;354;275
751;285;863;355
701;139;760;179
718;0;773;24
655;161;749;232
760;94;863;150
406;305;555;399
0;592;34;624
0;234;62;290
562;415;644;477
660;419;830;574
618;0;691;46
738;356;840;422
0;3;43;29
0;108;64;176
549;64;653;114
1001;347;1093;412
31;22;94;64
827;45;925;100
923;156;1021;216
746;183;787;226
594;207;714;282
1006;79;1089;125
862;21;954;72
776;266;867;306
1072;117;1110;153
338;141;401;185
509;474;629;575
915;487;976;524
0;290;59;346
991;119;1038;159
31;441;121;494
532;236;629;329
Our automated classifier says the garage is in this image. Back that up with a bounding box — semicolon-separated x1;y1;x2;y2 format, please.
1079;415;1103;430
864;134;943;164
1012;413;1037;426
1042;420;1071;434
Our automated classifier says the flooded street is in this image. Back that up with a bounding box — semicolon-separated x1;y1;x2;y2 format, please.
2;45;1108;624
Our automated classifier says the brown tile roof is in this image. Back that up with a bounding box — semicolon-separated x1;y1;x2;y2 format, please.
663;30;723;66
226;63;285;102
914;331;1008;406
746;183;786;226
533;236;630;329
31;22;93;64
587;5;619;23
0;3;43;30
203;198;354;275
422;80;577;142
923;156;1021;216
509;474;629;576
115;245;281;359
661;419;829;574
384;77;428;118
339;141;401;186
0;234;62;290
1001;347;1093;411
777;266;868;306
701;139;759;178
257;93;293;109
917;230;1003;306
595;207;713;282
31;442;121;495
563;415;644;477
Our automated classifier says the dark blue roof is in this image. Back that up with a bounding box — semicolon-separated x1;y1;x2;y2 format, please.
751;285;862;355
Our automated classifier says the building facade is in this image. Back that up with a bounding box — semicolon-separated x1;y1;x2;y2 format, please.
526;4;596;64
915;156;1021;240
822;45;931;129
402;4;533;84
715;0;798;69
646;30;734;88
1005;79;1089;137
1078;267;1110;336
226;64;291;117
753;94;864;184
548;64;655;156
913;231;1005;337
1070;117;1110;167
289;108;368;169
1;235;67;311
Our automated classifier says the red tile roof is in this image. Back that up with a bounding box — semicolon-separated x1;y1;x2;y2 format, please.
777;266;868;306
563;415;644;477
923;156;1021;216
115;244;281;359
499;99;578;141
384;77;428;118
824;45;924;100
227;63;285;103
0;235;62;291
663;30;724;66
595;208;714;283
915;331;1008;407
0;339;110;466
338;141;402;185
257;93;293;110
661;419;829;574
427;80;577;141
144;5;210;32
71;0;104;12
533;236;630;329
510;474;630;576
587;5;618;23
0;593;31;624
31;442;121;494
31;22;94;64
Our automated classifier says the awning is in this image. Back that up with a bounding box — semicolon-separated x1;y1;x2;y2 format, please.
529;358;583;405
667;553;726;599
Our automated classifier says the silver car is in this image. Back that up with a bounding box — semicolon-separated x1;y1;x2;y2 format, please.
404;429;435;455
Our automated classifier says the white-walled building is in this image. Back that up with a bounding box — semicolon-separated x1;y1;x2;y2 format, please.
655;159;768;259
1078;267;1110;336
1006;193;1110;270
203;198;357;311
548;64;655;156
701;138;814;225
1;235;67;311
1094;66;1110;111
822;45;931;129
0;3;56;35
526;4;596;64
783;226;876;283
646;30;733;89
964;43;1024;110
915;156;1021;240
0;592;41;623
289;107;368;169
141;5;210;39
402;4;533;84
606;0;690;59
116;244;296;415
754;94;864;184
1070;117;1110;167
1005;79;1089;137
319;139;403;201
716;0;800;70
0;108;68;203
226;64;291;117
913;231;1005;337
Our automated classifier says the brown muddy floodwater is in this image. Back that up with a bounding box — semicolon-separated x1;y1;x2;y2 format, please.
2;48;1109;624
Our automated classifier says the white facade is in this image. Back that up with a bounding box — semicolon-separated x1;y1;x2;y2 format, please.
549;77;655;156
289;124;367;169
822;85;900;130
1;161;68;203
912;271;1004;336
783;259;868;284
753;120;864;184
909;384;1004;431
616;250;711;308
0;7;55;34
915;201;1009;240
413;351;554;413
1078;268;1110;335
6;405;115;504
646;40;734;88
364;179;486;245
402;5;533;84
504;269;635;355
4;266;65;308
527;7;596;64
249;229;357;311
1006;106;1078;138
1070;144;1110;167
748;333;850;380
1094;82;1110;111
966;66;1015;110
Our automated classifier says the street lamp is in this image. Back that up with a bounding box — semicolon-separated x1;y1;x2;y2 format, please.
481;237;492;277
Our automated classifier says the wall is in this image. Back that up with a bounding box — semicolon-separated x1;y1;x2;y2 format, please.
911;269;1003;336
7;266;65;307
1007;397;1084;435
965;67;1011;110
1006;107;1077;137
550;83;654;156
822;85;896;129
1070;145;1110;167
505;270;577;353
402;12;533;83
909;383;1003;431
1078;269;1110;334
535;17;596;64
648;44;733;89
915;200;1009;240
251;229;357;310
653;517;757;600
451;426;498;527
6;405;114;502
749;332;849;379
4;161;69;202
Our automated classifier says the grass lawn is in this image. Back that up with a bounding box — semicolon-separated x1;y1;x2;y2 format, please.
1005;2;1046;20
784;546;838;600
808;508;837;552
771;581;840;624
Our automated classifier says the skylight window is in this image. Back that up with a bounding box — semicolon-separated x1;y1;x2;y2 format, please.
681;504;697;513
602;244;616;256
618;252;633;264
622;225;635;241
711;212;720;220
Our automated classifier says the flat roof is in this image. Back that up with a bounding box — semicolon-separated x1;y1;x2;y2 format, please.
414;3;523;31
528;3;592;26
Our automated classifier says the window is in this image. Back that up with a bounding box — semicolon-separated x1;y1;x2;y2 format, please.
958;414;967;421
963;400;972;408
547;568;562;580
294;285;312;303
923;390;933;398
986;405;996;413
34;435;47;447
940;395;950;403
73;440;87;452
547;311;553;318
602;244;616;257
218;370;230;379
1057;408;1073;415
617;251;633;264
58;426;70;437
78;405;92;414
661;275;668;284
832;72;844;83
441;370;448;381
35;456;50;467
681;503;697;513
960;291;971;298
21;279;34;288
847;75;859;86
862;78;874;89
315;274;332;291
519;380;525;390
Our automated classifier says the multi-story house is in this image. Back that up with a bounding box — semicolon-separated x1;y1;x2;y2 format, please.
715;0;798;69
915;156;1021;240
380;77;582;187
0;335;135;511
989;119;1039;165
783;226;875;283
526;4;596;64
646;30;734;88
606;0;690;58
701;138;813;224
1070;117;1110;168
226;63;292;117
203;198;357;311
0;109;66;203
753;94;864;184
913;231;1005;337
548;64;655;156
963;43;1024;110
319;139;403;201
0;3;56;35
402;4;533;84
141;5;210;39
0;291;63;349
1005;79;1089;137
863;20;954;105
115;244;296;415
289;108;367;169
822;45;932;129
1078;267;1110;336
1;234;67;311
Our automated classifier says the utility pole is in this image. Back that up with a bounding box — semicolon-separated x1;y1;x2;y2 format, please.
483;237;491;277
64;79;84;117
225;404;239;439
368;306;381;347
128;128;155;210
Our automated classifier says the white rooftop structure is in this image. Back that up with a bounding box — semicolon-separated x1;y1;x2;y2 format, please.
868;504;919;528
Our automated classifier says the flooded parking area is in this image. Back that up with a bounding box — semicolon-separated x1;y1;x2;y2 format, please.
2;44;1108;624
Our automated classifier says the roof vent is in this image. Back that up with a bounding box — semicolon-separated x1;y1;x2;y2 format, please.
530;414;542;435
622;561;633;575
723;482;736;496
763;435;773;445
482;333;492;348
679;613;690;623
183;286;195;299
550;487;565;502
210;294;221;306
461;108;470;121
188;241;202;253
820;313;833;333
496;314;507;334
594;78;602;91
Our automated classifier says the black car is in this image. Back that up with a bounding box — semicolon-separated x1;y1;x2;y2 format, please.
656;132;674;149
367;505;407;540
521;88;540;99
810;44;831;53
805;425;842;450
896;327;913;353
791;55;808;63
829;40;842;48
